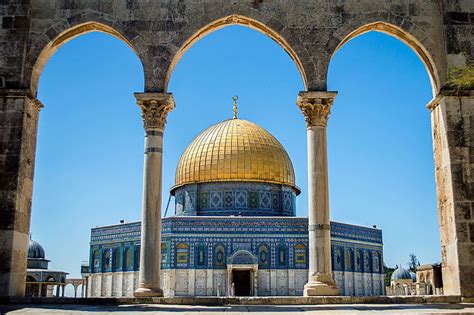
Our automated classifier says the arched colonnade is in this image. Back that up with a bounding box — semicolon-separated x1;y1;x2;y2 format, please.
0;1;472;298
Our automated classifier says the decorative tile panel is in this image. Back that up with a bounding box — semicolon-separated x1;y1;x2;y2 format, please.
272;192;280;210
283;193;292;211
235;191;247;209
199;192;208;209
210;191;223;209
224;191;234;208
249;191;258;208
184;191;196;211
259;191;271;210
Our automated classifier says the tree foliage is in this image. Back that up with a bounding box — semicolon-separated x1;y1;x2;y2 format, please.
408;253;420;273
383;263;395;287
444;64;474;93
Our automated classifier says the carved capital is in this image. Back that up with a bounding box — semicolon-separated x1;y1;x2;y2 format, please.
426;95;442;112
0;89;43;112
135;93;175;130
296;91;337;128
27;97;44;112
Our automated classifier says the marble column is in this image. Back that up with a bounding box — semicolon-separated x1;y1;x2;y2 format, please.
297;91;339;296
133;93;175;297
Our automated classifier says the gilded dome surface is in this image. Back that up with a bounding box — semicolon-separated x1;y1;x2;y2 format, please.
172;119;298;193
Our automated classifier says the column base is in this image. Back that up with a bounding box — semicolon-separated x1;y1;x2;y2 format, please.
133;287;164;297
303;273;340;296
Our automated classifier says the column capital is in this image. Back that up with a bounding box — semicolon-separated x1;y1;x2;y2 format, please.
296;91;337;128
135;92;175;130
0;89;43;112
426;95;442;112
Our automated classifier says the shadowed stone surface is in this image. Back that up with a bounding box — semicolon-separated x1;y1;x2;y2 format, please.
1;299;474;314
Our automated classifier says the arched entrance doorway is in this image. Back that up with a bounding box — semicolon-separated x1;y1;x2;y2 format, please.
227;250;258;297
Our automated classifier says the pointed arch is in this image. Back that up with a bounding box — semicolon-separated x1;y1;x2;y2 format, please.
331;21;439;96
30;21;143;96
165;14;307;91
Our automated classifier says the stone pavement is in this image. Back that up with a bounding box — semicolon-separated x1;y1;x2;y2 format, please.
2;304;474;314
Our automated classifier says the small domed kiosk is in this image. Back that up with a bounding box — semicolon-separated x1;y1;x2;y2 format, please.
26;237;68;297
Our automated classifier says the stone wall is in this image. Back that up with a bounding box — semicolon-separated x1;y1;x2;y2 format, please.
88;268;384;297
0;0;473;298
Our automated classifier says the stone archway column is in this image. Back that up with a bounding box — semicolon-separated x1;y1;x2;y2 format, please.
428;93;474;298
0;90;42;297
297;91;339;296
134;93;175;297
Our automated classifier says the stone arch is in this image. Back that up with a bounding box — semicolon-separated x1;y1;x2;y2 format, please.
29;21;144;96
329;21;440;96
164;14;308;92
228;249;257;265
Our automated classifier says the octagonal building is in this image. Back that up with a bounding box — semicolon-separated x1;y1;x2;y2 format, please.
85;115;384;297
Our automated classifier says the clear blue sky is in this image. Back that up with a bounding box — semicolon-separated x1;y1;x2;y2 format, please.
32;26;438;282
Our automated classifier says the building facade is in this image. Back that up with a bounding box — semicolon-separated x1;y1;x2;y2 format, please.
85;117;384;297
87;218;383;297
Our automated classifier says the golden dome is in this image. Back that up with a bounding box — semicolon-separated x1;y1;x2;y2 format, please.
172;119;298;193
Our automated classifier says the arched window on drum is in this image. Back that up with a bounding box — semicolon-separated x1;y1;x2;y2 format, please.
294;244;307;268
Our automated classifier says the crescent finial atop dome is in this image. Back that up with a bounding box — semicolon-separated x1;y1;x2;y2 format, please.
232;95;238;119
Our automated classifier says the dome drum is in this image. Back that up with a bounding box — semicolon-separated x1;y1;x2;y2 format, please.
175;182;296;217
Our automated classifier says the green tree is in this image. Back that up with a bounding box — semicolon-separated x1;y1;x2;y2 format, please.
383;263;395;287
408;253;420;273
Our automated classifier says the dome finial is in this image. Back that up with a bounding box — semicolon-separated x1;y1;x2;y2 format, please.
232;95;238;119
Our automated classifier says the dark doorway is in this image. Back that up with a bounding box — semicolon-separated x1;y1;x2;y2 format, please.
232;270;251;296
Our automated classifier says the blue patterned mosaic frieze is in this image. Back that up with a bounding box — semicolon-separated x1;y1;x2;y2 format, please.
89;218;383;274
174;182;297;216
